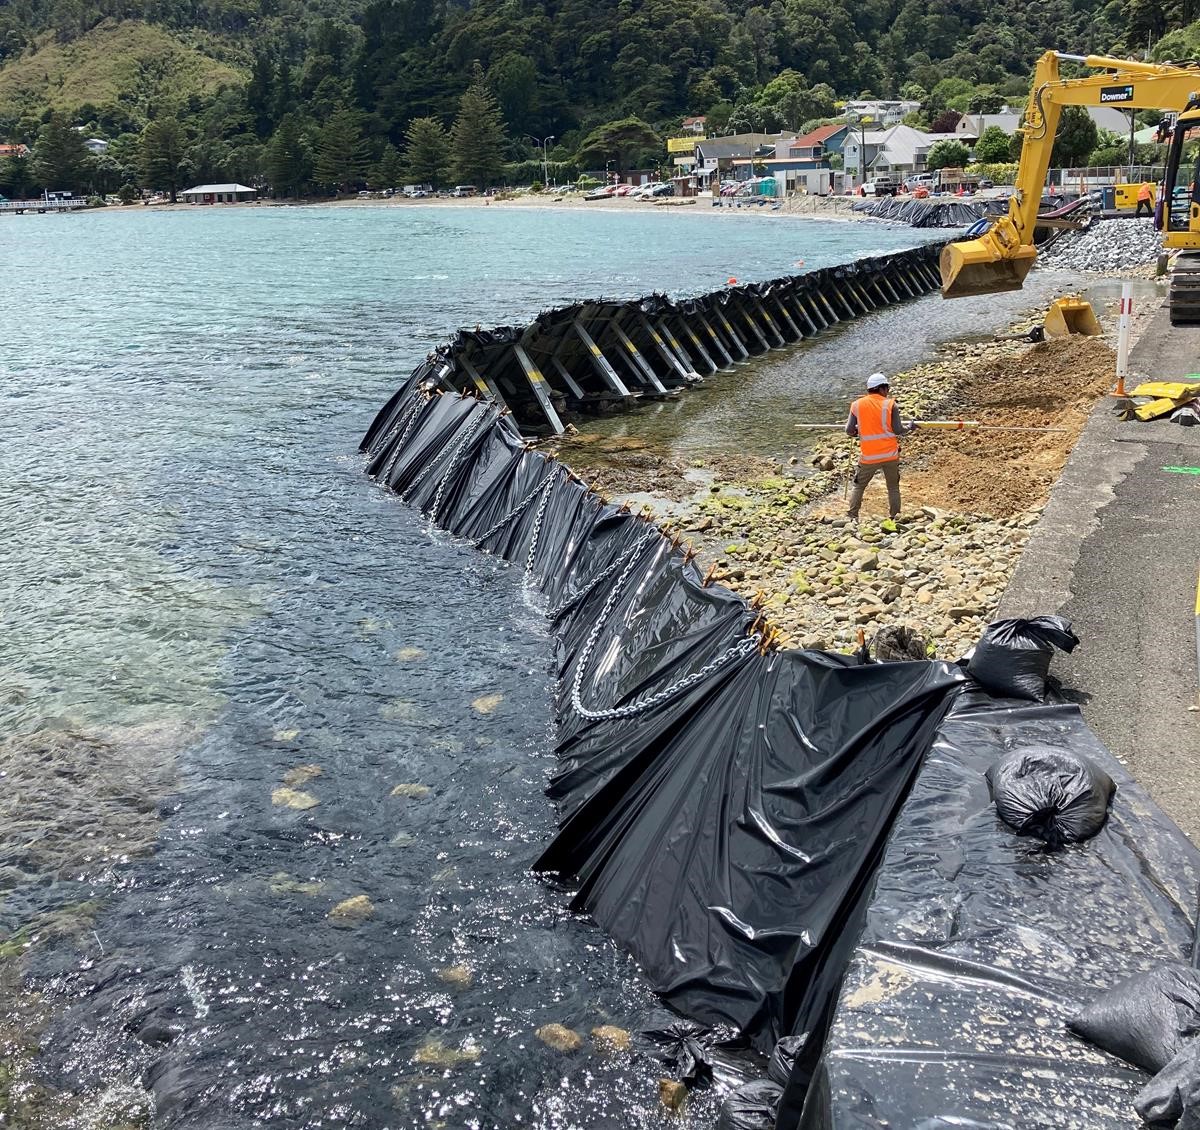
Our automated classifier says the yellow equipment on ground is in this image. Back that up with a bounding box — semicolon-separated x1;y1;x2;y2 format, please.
1114;182;1154;210
1044;296;1102;337
940;51;1200;323
1127;379;1200;420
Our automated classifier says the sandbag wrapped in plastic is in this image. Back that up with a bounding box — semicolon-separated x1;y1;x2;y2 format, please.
967;615;1079;700
1070;965;1200;1073
1137;1042;1200;1128
766;1035;805;1087
985;746;1115;846
716;1079;783;1130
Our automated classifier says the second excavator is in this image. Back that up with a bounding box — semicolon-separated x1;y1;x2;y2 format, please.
941;51;1200;323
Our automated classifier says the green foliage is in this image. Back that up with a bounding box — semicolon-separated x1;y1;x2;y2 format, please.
929;110;962;134
31;112;91;189
264;114;311;196
967;91;1005;114
1051;106;1099;168
117;182;137;202
973;125;1012;163
927;138;971;170
312;105;370;192
576;117;660;174
450;63;507;187
139;116;189;200
372;143;404;188
403;116;450;188
966;161;1018;183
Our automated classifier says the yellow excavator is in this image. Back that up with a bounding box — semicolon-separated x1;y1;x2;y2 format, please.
941;51;1200;323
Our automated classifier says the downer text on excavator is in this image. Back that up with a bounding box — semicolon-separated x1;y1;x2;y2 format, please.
941;51;1200;323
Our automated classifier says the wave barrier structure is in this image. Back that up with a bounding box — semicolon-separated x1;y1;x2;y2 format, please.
398;244;945;435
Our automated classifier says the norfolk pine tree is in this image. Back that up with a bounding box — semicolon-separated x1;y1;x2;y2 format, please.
313;106;370;193
403;117;450;187
31;113;91;191
139;118;190;202
450;64;507;187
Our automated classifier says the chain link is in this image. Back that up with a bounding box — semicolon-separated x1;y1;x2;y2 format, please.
524;468;558;575
429;404;495;524
568;533;761;722
473;466;557;548
546;528;657;620
378;395;425;485
401;401;487;503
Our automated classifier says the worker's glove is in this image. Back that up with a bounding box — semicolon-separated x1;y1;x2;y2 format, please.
905;421;919;433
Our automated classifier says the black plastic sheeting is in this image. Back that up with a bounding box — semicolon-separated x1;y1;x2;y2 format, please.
795;690;1200;1130
851;197;985;227
362;375;1200;1129
361;377;965;1065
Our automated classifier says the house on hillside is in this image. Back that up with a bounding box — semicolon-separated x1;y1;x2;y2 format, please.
843;124;961;185
84;138;109;155
0;144;30;159
730;124;850;194
957;106;1136;141
842;99;921;126
681;115;707;135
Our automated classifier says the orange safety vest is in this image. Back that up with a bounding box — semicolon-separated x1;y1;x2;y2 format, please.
853;394;899;464
1138;183;1153;202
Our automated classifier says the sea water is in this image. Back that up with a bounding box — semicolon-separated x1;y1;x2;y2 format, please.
0;204;939;1129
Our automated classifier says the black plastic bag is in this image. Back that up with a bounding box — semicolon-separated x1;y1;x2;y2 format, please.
767;1035;806;1087
985;746;1115;846
1070;965;1200;1073
716;1079;784;1130
632;1014;755;1091
967;616;1079;701
1137;1042;1200;1127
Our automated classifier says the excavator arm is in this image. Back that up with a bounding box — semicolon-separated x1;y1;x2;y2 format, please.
941;51;1200;298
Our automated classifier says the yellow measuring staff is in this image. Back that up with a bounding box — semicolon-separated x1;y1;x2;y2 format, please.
794;420;1069;433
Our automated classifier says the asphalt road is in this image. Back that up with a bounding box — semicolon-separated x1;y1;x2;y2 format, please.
1001;305;1200;841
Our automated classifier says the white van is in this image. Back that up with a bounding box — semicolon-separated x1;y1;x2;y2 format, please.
452;185;477;198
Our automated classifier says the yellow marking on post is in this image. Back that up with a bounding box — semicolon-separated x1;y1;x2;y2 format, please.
590;345;601;357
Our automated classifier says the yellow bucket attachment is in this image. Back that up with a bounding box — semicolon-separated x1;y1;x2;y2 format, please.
1130;381;1200;399
940;238;1037;299
1044;297;1102;338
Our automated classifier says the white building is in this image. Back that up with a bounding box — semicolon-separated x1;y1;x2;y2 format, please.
842;100;922;127
83;138;109;155
957;106;1135;141
180;183;258;204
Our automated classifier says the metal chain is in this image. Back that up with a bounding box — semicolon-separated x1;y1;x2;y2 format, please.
401;402;488;503
568;535;761;722
524;470;557;576
546;527;657;620
378;396;425;485
429;404;495;524
473;467;557;548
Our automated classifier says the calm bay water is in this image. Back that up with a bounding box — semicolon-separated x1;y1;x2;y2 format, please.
0;203;936;1129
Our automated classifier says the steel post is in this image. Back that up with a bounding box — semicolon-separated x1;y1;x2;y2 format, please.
512;343;565;433
572;318;632;397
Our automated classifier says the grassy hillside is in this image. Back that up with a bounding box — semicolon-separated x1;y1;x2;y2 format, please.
0;19;244;123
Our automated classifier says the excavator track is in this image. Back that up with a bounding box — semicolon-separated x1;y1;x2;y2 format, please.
1168;252;1200;325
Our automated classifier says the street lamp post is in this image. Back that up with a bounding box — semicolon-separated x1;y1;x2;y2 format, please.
527;135;555;187
605;159;614;185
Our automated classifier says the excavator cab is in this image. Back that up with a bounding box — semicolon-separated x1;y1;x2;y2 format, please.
1159;104;1200;324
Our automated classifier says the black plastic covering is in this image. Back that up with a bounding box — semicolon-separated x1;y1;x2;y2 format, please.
362;366;1200;1130
796;690;1200;1130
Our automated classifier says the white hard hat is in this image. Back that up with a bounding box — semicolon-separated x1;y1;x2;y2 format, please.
867;372;889;389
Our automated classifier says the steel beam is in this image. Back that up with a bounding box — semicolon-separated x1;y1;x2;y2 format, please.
676;316;719;373
638;312;694;381
457;353;509;410
512;343;565;434
551;356;587;399
572;318;632;397
697;311;736;367
771;295;803;342
714;306;751;360
610;319;669;394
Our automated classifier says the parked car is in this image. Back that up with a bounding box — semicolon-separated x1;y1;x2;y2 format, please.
649;182;674;197
584;185;618;200
904;173;938;192
862;178;898;197
451;185;478;197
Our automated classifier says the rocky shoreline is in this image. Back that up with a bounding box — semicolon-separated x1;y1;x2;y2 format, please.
544;297;1133;659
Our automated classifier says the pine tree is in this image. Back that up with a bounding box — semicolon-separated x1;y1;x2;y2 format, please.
449;64;507;187
402;117;450;187
30;113;91;191
373;143;405;189
264;115;311;197
139;118;190;202
246;53;274;137
312;106;370;193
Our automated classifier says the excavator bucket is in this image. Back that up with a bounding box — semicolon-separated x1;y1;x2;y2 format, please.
940;238;1037;299
1044;297;1102;337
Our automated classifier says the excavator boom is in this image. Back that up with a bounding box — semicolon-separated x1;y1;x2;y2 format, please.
941;51;1200;299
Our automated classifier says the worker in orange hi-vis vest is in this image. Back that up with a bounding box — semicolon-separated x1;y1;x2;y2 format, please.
844;372;918;521
1136;181;1155;218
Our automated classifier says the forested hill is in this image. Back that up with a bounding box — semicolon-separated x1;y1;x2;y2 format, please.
2;0;1200;195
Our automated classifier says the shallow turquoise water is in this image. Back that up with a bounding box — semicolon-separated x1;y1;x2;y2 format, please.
0;204;937;1128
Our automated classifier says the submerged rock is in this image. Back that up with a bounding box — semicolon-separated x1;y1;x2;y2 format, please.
470;693;504;715
390;783;431;799
281;764;322;788
412;1038;480;1068
591;1025;631;1054
328;895;374;924
272;728;301;742
268;871;325;897
271;786;319;810
437;964;474;989
536;1023;583;1053
659;1078;688;1112
393;647;427;662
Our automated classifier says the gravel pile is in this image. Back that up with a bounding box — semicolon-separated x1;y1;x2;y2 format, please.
1040;216;1161;272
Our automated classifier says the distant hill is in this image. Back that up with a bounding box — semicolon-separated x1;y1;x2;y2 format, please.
0;19;243;125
